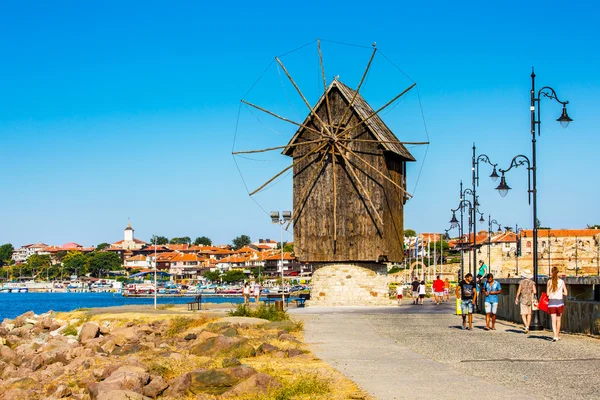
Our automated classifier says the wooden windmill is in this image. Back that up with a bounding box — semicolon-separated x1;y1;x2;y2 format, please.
233;41;425;264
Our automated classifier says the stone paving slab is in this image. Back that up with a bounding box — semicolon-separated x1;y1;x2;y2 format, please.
292;301;600;400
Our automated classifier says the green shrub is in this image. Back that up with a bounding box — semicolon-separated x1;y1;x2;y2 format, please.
165;317;194;337
63;325;78;336
227;304;289;322
272;374;330;399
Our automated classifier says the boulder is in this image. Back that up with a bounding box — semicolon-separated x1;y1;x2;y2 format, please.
222;358;241;368
263;320;297;332
54;384;72;398
184;333;197;341
0;345;18;364
111;327;138;347
278;333;300;343
101;340;116;354
222;327;238;337
142;376;169;398
89;365;150;397
286;348;304;357
97;390;151;400
222;373;282;398
196;330;218;342
188;369;245;395
79;322;100;342
164;372;192;398
190;336;255;358
111;343;148;356
256;343;280;355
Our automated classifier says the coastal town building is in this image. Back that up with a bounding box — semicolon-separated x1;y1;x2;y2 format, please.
11;243;49;263
110;221;147;251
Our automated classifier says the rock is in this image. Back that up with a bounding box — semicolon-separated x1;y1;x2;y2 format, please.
101;340;116;354
89;365;150;397
278;333;300;343
196;330;218;342
205;321;232;333
222;373;282;398
286;348;304;357
1;388;29;400
164;372;192;398
111;327;138;347
222;358;241;368
97;390;151;400
188;369;242;395
111;343;148;356
256;343;280;355
6;376;40;391
99;322;111;335
0;345;18;364
54;384;72;398
263;320;297;332
184;333;197;341
222;327;238;337
143;376;169;398
79;322;100;342
190;336;255;358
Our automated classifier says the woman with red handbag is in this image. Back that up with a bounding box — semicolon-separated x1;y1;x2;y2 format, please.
547;267;568;342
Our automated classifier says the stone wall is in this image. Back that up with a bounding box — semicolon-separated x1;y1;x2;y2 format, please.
306;263;393;306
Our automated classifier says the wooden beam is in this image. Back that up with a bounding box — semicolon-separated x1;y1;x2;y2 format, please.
232;138;326;155
335;83;416;139
340;139;430;146
337;142;413;198
275;57;332;138
249;142;328;196
333;47;377;137
336;146;384;231
241;99;323;137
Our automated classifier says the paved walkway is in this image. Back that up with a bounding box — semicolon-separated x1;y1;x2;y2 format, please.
290;301;600;400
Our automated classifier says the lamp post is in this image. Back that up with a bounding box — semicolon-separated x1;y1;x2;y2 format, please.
271;210;291;306
487;215;501;275
449;194;473;280
470;143;499;280
495;68;572;331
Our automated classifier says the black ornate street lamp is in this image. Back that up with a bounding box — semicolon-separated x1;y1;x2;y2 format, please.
449;182;473;280
495;68;572;331
486;215;502;275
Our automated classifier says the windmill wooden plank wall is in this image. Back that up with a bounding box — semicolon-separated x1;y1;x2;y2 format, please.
284;79;415;263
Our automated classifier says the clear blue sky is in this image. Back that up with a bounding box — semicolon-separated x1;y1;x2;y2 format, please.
1;1;598;248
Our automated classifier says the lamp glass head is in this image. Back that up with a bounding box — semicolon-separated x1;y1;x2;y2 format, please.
557;105;573;128
495;175;511;197
490;167;499;182
449;213;459;228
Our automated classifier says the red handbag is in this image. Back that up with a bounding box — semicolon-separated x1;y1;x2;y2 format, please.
538;292;549;313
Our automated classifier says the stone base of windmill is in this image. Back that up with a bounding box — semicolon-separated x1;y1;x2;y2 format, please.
306;263;394;307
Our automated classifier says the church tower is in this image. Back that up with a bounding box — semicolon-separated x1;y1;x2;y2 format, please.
124;220;134;242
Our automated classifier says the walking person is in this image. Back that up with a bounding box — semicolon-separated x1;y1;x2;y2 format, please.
243;282;250;305
456;273;477;330
396;283;403;306
411;277;420;305
253;280;261;304
515;275;536;334
547;266;568;342
418;280;426;305
432;275;444;305
483;274;502;331
443;278;451;302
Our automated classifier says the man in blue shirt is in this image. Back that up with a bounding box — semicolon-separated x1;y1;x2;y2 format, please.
483;273;502;330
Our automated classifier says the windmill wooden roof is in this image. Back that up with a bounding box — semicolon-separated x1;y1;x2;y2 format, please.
284;79;415;161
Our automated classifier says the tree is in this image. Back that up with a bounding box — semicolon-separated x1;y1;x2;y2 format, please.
96;242;110;251
232;235;251;250
221;270;247;283
86;251;123;278
587;224;600;229
150;235;169;245
194;236;212;246
0;244;14;267
62;251;88;277
203;270;221;282
169;237;191;245
27;254;52;280
404;229;416;237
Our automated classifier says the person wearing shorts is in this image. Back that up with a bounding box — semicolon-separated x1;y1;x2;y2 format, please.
456;273;477;330
483;274;502;331
432;275;445;305
396;284;403;306
515;276;536;333
418;280;426;305
443;278;450;302
547;266;568;342
411;278;420;305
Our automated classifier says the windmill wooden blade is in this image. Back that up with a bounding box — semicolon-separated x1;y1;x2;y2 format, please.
333;47;377;137
317;39;334;134
232;138;326;155
337;142;412;198
241;99;324;138
335;83;416;139
249;141;328;196
275;57;333;138
341;139;430;146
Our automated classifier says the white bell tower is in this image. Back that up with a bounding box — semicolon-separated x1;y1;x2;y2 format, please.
124;219;134;242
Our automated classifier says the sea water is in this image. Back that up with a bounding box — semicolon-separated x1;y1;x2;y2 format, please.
0;292;246;320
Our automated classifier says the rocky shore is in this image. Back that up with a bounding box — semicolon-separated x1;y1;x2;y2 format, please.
0;306;369;399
